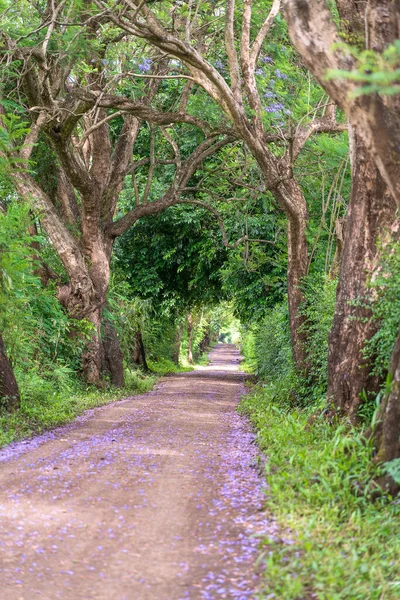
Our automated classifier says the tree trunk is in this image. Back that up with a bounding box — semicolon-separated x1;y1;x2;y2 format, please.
172;323;184;365
187;314;194;363
133;330;148;371
329;218;345;279
327;131;396;421
375;325;400;464
82;308;104;386
102;317;124;387
369;323;400;494
274;180;309;373
286;214;309;372
199;328;211;354
0;334;20;411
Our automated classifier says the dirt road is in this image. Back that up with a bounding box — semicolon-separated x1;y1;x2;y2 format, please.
0;344;276;600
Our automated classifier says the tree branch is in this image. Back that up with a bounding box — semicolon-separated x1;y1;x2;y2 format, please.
106;134;235;237
250;0;281;67
225;0;242;101
282;0;400;206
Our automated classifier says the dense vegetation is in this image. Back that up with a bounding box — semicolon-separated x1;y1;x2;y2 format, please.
1;1;400;597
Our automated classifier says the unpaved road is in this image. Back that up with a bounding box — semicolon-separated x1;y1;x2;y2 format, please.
0;344;276;600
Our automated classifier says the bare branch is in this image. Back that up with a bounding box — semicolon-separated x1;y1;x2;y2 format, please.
225;0;242;100
42;0;67;56
160;126;181;188
126;72;197;82
250;0;281;67
291;115;347;162
75;91;213;132
19;111;47;161
142;125;156;204
106;134;236;237
77;110;126;149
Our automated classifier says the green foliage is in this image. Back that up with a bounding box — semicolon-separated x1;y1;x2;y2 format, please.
384;457;400;486
250;301;294;381
327;41;400;96
300;275;337;396
0;202;87;373
0;111;30;172
114;205;229;315
363;240;400;378
240;389;400;599
241;275;336;404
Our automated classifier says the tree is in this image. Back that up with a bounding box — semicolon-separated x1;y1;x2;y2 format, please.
324;6;396;421
327;128;395;421
98;0;346;372
0;334;20;411
282;0;400;205
282;0;400;475
0;0;234;385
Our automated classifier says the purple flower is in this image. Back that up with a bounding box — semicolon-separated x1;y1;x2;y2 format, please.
138;58;152;73
264;102;285;113
261;56;274;64
264;90;277;99
275;68;288;80
215;59;225;72
254;68;264;75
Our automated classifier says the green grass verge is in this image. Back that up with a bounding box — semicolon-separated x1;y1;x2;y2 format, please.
239;386;400;600
147;357;193;375
0;368;156;448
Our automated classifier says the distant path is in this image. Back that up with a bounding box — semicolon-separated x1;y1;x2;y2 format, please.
0;344;276;599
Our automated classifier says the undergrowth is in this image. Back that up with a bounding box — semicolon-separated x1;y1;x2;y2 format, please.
240;387;400;600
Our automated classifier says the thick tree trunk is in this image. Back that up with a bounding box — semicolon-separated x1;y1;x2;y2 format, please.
374;325;400;464
368;323;400;495
133;330;148;371
82;309;104;386
187;314;194;364
0;334;20;411
102;318;124;387
327;132;396;421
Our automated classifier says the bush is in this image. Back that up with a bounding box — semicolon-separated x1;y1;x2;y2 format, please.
300;275;337;399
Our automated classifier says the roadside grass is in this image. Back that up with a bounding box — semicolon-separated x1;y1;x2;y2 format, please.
147;357;193;375
0;367;156;448
240;385;400;600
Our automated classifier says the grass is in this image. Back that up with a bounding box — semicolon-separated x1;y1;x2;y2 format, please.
147;357;193;375
0;367;156;448
239;385;400;600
